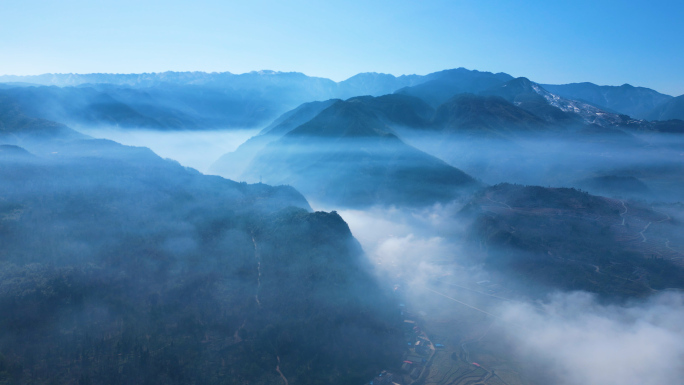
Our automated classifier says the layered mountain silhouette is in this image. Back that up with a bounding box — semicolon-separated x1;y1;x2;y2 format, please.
0;108;404;384
211;91;553;181
2;64;684;385
211;84;653;198
0;71;431;129
2;68;680;132
209;99;340;180
0;82;326;130
398;74;641;130
0;70;339;90
239;99;480;207
210;94;435;182
209;69;684;204
0;95;86;145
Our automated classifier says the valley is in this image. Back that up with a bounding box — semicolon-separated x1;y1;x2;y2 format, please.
1;65;683;385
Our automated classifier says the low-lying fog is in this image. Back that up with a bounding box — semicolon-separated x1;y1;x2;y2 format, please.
320;203;684;385
75;127;260;173
499;290;684;385
71;127;684;384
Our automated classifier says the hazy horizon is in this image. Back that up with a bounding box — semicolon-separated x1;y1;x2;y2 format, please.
1;67;678;97
2;0;683;95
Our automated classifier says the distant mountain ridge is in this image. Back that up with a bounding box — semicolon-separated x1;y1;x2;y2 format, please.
1;68;680;132
0;69;464;90
210;84;664;207
0;95;86;145
0;70;332;88
393;73;652;130
542;82;673;119
0;71;435;130
395;67;514;106
210;99;340;180
0;70;425;97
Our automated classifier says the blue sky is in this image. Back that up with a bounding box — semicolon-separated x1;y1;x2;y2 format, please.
2;0;683;95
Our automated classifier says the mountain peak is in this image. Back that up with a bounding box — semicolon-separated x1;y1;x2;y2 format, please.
287;99;391;138
507;77;534;87
485;77;539;97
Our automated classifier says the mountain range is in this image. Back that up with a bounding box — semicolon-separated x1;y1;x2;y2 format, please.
210;71;684;207
1;65;684;384
2;68;682;131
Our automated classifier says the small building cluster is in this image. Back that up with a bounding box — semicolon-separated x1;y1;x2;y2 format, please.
368;284;441;385
368;370;401;385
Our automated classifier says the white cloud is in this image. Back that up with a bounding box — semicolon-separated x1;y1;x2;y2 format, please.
499;291;684;385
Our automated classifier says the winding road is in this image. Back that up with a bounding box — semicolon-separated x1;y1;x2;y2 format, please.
251;234;262;307
276;356;289;385
619;200;628;225
487;196;512;210
639;222;652;243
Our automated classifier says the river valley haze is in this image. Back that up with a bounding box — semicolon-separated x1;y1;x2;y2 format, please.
1;1;683;385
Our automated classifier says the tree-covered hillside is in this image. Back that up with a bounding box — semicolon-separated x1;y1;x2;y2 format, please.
461;184;684;298
0;138;403;385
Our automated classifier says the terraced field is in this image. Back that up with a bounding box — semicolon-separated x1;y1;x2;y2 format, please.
400;277;532;385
